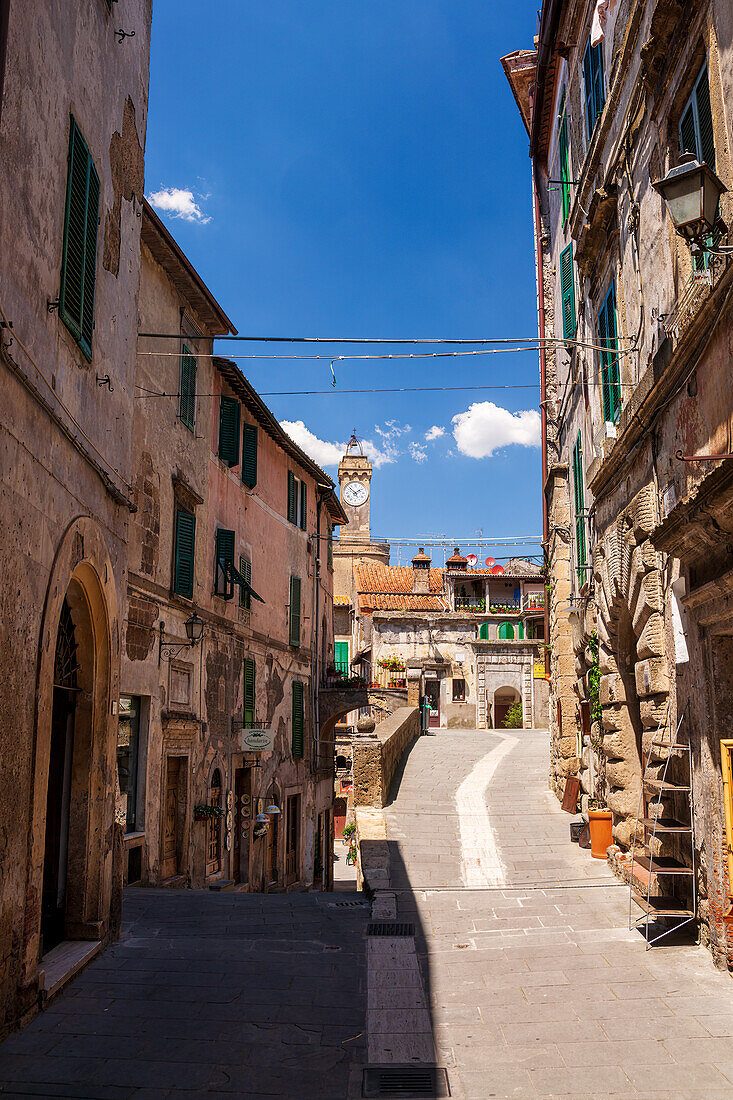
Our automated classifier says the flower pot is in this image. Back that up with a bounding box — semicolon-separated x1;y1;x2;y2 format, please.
588;809;613;859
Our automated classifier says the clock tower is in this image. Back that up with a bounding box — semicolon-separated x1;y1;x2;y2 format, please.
332;433;390;601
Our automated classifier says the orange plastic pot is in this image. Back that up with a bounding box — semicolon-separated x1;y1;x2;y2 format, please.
588;809;613;859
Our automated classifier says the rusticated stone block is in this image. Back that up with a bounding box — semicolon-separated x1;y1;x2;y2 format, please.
637;611;665;660
600;673;626;706
631;484;658;539
633;571;664;631
640;693;668;730
635;656;670;698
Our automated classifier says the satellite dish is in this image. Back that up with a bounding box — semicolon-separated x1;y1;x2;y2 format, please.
485;557;495;569
491;564;505;574
466;554;478;567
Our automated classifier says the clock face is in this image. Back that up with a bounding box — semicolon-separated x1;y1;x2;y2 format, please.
343;480;368;507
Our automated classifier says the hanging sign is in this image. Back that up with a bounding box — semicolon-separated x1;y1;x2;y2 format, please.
240;728;275;752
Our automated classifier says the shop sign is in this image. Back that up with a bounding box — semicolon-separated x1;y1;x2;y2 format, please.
240;728;274;752
533;662;546;679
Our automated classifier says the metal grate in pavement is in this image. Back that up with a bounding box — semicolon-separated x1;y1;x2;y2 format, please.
362;1065;450;1098
367;922;415;937
329;900;368;908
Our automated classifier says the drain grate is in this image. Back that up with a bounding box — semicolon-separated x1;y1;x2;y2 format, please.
362;1065;450;1098
329;900;368;908
367;922;415;937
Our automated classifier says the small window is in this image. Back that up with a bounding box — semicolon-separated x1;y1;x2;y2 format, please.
179;345;197;431
452;678;466;702
598;282;621;423
289;576;301;646
583;39;605;139
243;658;255;727
560;243;576;341
572;432;587;590
242;424;258;488
59;117;100;361
214;528;235;599
679;64;715;169
291;682;305;758
239;555;252;610
218;396;241;467
334;641;349;676
173;509;196;599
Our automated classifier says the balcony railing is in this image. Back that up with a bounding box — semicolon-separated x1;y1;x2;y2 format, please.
373;662;407;690
455;596;486;612
488;601;520;614
522;594;545;612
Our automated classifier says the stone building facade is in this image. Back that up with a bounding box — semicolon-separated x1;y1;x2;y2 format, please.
0;1;152;1033
506;0;733;964
123;204;351;894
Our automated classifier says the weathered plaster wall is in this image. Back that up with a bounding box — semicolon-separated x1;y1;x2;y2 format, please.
352;707;421;807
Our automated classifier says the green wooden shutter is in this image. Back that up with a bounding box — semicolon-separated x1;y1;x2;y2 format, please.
558;89;571;226
239;555;252;609
327;525;333;570
243;658;256;727
289;575;301;646
59;118;99;361
242;424;258;488
334;641;349;676
215;528;235;598
560;244;575;341
573;432;587;589
604;284;621;422
598;295;611;422
299;480;307;531
679;101;697;158
180;346;197;430
287;471;297;523
583;41;604;138
173;509;196;599
479;622;489;640
292;680;304;758
498;622;514;640
583;45;595;137
218;396;241;467
695;68;715;170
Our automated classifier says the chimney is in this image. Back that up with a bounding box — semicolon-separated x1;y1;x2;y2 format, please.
446;546;468;572
411;547;432;594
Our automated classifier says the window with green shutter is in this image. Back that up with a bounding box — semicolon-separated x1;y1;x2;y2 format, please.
572;432;587;590
334;641;349;676
558;88;571;227
179;346;197;431
560;243;576;341
289;575;301;646
292;680;304;758
214;528;235;599
59;117;100;361
583;39;605;139
243;658;256;727
218;396;241;467
239;555;252;610
287;471;297;523
598;283;621;423
479;622;490;641
498;622;515;640
173;509;196;599
299;480;307;531
327;525;333;570
242;424;258;488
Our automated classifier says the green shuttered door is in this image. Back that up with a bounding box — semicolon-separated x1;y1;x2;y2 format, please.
243;658;255;727
218;396;241;466
174;510;196;599
289;576;301;646
560;244;575;341
242;424;258;488
292;680;304;758
60;118;99;361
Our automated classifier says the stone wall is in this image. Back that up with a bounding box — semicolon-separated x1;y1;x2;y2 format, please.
352;707;420;807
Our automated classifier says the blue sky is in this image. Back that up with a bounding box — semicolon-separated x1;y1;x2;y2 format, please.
144;1;542;564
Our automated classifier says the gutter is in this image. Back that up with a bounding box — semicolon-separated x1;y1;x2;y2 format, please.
529;0;564;160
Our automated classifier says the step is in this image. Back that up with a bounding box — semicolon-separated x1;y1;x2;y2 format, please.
641;816;692;834
208;879;236;892
635;854;693;876
644;779;691;793
631;890;695;918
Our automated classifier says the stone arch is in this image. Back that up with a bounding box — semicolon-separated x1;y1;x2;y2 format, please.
594;485;671;848
494;686;521;728
25;517;119;978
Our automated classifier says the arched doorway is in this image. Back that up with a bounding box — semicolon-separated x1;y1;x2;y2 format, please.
498;622;515;640
494;687;520;728
478;622;490;640
206;768;223;878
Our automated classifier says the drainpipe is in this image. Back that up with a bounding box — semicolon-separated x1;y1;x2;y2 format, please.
532;150;551;678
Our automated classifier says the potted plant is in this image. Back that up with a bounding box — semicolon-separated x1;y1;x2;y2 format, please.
587;798;613;859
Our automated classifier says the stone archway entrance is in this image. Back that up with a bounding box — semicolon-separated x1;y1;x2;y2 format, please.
493;687;520;728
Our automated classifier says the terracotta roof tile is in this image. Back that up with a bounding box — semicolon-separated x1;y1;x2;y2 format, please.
360;594;449;612
354;563;444;594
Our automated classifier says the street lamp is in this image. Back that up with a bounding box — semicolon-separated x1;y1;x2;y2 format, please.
158;611;206;663
653;152;731;251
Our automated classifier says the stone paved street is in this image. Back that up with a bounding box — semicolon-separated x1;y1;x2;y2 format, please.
0;891;369;1098
386;728;733;1099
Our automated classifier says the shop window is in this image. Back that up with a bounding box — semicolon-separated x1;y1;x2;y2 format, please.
452;678;466;702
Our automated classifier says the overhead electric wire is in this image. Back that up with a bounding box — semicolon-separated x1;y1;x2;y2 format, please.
138;332;636;346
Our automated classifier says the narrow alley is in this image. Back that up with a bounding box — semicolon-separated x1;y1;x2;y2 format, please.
3;730;733;1098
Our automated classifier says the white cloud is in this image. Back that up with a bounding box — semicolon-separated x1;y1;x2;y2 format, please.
280;421;399;469
425;425;445;442
147;187;211;224
409;442;428;464
451;402;541;459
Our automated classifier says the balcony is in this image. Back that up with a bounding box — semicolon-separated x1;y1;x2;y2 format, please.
522;593;545;613
455;596;486;612
488;601;520;614
373;660;407;690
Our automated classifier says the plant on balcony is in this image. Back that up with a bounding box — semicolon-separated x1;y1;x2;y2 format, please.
377;655;405;672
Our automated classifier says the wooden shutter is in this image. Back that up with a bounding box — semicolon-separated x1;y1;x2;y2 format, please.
239;555;252;609
289;576;301;646
180;347;197;429
242;424;258;488
59;118;99;361
583;45;595;137
299;480;307;531
573;433;587;588
292;680;304;758
592;42;604;125
558;90;570;226
583;42;604;137
679;101;697;158
173;509;196;599
604;285;620;422
479;622;489;640
215;528;235;598
327;526;333;570
695;68;715;170
243;658;255;727
598;293;612;422
218;396;241;467
287;471;297;523
334;641;349;675
560;244;575;341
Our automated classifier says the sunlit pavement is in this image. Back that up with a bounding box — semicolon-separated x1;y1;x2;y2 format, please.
385;728;733;1099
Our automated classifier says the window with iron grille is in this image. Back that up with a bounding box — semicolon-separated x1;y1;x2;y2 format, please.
59;117;99;361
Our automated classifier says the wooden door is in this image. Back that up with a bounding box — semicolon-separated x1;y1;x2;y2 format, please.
161;757;181;879
334;797;347;839
206;769;222;878
285;794;300;884
426;681;440;728
266;812;279;888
